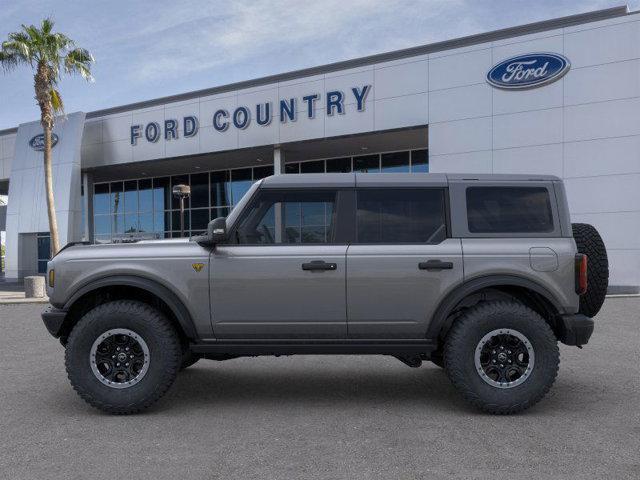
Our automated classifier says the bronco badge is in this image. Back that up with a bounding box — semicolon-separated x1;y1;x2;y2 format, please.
192;263;204;272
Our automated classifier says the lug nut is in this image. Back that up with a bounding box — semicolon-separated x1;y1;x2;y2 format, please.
116;363;120;366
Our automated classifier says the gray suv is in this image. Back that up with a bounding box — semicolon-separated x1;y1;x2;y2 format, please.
42;173;609;414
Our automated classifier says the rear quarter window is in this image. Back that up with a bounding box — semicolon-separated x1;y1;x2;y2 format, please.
466;186;554;234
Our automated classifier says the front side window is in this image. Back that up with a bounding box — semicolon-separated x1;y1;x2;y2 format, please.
356;189;446;243
466;187;554;233
234;190;337;244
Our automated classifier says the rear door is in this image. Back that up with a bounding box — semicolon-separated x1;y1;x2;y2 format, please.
346;187;463;338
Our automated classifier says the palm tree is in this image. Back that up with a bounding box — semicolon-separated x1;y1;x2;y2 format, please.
0;18;93;255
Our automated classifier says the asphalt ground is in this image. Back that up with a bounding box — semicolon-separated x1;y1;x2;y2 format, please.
1;299;639;479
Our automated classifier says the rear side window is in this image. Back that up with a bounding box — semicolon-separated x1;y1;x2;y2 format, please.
356;189;447;243
466;187;554;233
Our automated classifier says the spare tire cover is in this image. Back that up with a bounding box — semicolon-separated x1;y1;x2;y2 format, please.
572;223;609;317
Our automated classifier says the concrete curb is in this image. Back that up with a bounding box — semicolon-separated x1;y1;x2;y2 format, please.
0;297;50;305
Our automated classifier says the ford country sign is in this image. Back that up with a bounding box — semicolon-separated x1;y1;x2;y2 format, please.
29;133;59;151
487;53;570;90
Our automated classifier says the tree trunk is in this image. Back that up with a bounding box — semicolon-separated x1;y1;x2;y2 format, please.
43;123;60;255
35;64;60;256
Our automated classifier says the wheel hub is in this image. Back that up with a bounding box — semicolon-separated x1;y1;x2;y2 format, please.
90;329;150;389
474;329;535;389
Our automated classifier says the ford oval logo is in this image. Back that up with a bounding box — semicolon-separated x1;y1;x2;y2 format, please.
487;53;570;90
29;133;59;151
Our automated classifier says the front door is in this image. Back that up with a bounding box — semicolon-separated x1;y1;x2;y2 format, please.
211;188;348;339
346;187;463;338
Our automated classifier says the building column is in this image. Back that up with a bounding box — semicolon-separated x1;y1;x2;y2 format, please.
273;146;285;175
82;172;93;242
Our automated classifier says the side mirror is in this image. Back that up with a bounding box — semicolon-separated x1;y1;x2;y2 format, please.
195;217;227;246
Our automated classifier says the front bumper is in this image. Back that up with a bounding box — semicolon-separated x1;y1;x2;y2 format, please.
557;313;594;347
41;306;67;338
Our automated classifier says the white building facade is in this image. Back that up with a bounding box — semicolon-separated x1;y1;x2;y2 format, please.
0;5;638;292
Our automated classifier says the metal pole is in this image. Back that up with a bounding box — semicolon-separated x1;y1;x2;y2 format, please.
180;197;185;237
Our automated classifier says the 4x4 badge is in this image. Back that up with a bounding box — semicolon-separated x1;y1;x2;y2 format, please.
192;263;204;272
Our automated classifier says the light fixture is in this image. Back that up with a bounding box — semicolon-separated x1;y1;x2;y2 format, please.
360;146;368;151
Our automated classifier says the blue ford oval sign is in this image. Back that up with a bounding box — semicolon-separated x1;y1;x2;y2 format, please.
29;133;59;151
487;53;570;90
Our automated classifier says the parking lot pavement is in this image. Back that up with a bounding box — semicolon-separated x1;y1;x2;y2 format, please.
1;300;639;480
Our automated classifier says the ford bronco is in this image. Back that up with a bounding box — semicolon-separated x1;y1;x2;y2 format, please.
42;173;609;414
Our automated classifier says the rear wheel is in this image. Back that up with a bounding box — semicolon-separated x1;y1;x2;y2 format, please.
572;223;609;317
444;301;559;414
65;300;181;414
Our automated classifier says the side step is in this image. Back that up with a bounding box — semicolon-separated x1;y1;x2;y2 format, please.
190;339;437;356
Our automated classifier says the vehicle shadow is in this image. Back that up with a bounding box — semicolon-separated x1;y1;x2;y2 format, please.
157;359;472;414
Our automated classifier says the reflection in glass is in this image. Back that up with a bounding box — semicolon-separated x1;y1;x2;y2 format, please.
124;180;138;213
111;182;123;215
210;171;231;207
381;151;410;173
190;173;209;208
153;177;170;212
354;154;380;173
300;160;325;173
326;157;351;173
94;183;110;215
138;179;153;212
411;149;429;172
230;168;252;204
94;215;111;236
139;214;153;233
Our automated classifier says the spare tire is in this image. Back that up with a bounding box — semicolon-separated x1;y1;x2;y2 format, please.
572;223;609;317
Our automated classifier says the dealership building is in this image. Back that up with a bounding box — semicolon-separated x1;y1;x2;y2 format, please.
0;5;639;293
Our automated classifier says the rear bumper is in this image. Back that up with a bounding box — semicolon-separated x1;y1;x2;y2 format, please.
557;313;594;347
41;306;67;338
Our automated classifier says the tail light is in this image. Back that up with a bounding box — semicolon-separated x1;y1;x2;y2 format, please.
575;254;588;295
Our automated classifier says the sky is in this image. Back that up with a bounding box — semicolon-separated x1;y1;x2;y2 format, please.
0;0;638;130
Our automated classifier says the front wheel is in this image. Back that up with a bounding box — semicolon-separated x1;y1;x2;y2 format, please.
65;300;182;414
444;301;559;414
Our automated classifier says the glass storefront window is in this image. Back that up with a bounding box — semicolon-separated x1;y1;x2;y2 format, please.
230;168;253;204
191;208;210;233
153;177;170;212
411;149;429;172
111;182;123;215
92;151;427;245
326;157;351;173
211;171;231;207
381;151;410;172
190;173;209;208
285;163;300;174
138;179;153;213
124;180;138;213
254;165;274;180
93;183;110;215
354;154;380;173
300;160;325;173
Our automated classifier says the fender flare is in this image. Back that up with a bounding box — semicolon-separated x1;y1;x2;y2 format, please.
63;275;197;339
426;274;564;340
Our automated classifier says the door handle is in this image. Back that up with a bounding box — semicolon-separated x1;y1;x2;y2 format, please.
419;260;454;271
302;260;337;271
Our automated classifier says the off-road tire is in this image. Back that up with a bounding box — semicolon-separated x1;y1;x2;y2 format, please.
65;300;181;414
180;350;200;370
444;301;559;414
572;223;609;317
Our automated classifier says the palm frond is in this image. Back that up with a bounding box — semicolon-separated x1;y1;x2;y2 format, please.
64;47;94;81
50;87;64;113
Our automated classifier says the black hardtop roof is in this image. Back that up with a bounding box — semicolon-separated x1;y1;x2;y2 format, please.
259;173;561;188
